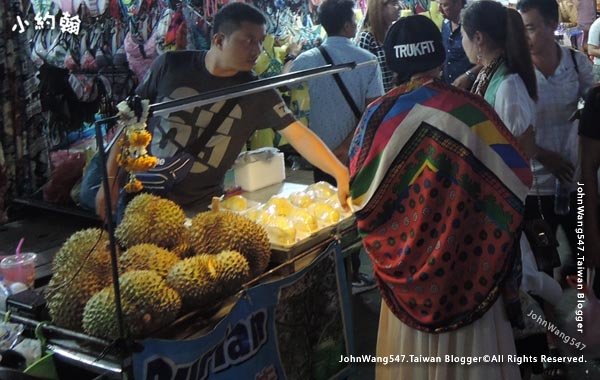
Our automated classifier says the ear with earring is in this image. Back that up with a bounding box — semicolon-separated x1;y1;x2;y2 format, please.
476;47;483;64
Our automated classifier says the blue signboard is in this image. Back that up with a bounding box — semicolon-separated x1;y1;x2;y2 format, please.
133;241;355;380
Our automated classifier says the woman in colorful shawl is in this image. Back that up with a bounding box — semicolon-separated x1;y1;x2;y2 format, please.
349;15;532;380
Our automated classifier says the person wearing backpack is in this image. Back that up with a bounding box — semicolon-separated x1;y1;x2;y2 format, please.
95;2;350;221
517;1;594;378
517;0;594;273
288;0;385;294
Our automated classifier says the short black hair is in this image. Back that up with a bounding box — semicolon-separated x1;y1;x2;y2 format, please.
212;2;267;37
318;0;356;36
516;0;559;25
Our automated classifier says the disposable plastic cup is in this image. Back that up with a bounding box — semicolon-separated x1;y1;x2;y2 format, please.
0;253;37;289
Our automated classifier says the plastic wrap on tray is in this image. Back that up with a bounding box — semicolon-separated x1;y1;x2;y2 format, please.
219;182;352;248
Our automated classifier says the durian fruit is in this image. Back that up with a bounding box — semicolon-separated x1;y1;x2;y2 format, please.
46;228;112;331
82;270;181;339
288;208;319;235
171;227;193;258
47;275;109;331
265;197;294;216
306;181;337;200
220;195;249;211
288;191;314;208
115;193;186;250
166;255;221;308
264;216;297;246
214;250;251;293
50;228;112;278
307;202;341;226
120;244;180;278
189;211;271;277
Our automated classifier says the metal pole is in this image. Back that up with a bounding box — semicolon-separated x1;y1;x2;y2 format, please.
94;61;375;125
94;121;127;343
0;311;111;346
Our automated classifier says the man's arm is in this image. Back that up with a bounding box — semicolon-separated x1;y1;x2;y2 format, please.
580;135;600;264
452;65;482;90
95;142;121;222
279;121;350;209
534;147;575;183
588;44;600;59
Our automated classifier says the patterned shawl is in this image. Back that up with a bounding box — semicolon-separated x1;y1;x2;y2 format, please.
349;78;532;333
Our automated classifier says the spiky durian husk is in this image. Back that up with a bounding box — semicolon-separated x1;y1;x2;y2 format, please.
82;270;181;339
47;273;109;331
214;250;250;293
120;244;180;278
171;227;193;258
165;255;221;308
51;228;111;278
189;211;271;277
46;228;113;331
115;193;186;249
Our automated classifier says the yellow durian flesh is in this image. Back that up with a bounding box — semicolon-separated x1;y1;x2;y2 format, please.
264;216;297;246
265;197;294;216
306;181;337;200
288;191;314;208
307;202;341;226
288;208;318;234
221;195;249;211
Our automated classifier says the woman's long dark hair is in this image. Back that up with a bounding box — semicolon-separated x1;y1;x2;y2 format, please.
461;0;537;101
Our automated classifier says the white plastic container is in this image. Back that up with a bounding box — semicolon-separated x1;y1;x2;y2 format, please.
233;148;286;192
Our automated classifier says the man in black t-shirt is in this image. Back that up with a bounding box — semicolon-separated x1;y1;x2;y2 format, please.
578;84;600;295
96;3;350;219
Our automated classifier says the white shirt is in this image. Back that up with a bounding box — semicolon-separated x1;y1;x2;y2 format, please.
490;71;563;305
588;17;600;65
492;73;537;137
530;45;594;195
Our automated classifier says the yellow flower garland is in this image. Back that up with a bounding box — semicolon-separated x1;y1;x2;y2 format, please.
115;98;157;193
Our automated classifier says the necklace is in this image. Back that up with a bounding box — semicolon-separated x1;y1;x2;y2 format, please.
473;55;505;97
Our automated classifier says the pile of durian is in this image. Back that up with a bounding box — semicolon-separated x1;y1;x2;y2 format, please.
46;193;271;340
220;182;351;247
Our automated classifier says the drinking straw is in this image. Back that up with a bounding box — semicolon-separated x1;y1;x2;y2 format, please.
15;238;24;258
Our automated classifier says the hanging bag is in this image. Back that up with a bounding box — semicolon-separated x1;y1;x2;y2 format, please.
317;45;361;120
132;98;238;194
523;149;561;273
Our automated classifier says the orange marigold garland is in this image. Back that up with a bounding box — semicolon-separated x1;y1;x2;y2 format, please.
116;97;158;192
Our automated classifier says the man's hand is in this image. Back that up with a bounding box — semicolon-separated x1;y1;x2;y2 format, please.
452;74;474;90
537;149;575;183
334;167;351;212
279;121;351;211
95;183;119;223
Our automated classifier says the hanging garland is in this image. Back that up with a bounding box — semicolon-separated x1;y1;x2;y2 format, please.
115;96;157;193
